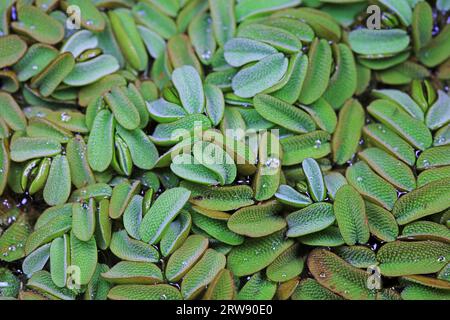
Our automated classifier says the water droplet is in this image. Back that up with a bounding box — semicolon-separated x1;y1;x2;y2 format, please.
356;176;363;182
319;272;326;278
438;256;446;262
201;50;212;61
8;245;16;252
265;157;280;169
32;65;38;71
314;139;322;149
30;25;36;30
86;20;93;26
437;137;445;144
160;294;167;300
60;112;71;122
422;159;430;168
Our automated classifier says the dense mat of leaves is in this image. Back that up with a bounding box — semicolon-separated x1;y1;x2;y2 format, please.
0;0;449;300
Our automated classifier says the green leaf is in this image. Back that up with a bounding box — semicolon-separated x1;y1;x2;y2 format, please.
72;199;96;242
365;201;399;242
10;137;61;162
116;125;159;170
139;187;191;244
303;158;326;202
275;184;312;208
27;270;76;300
393;178;450;225
0;92;27;131
165;235;209;282
181;181;254;211
349;29;410;55
0;35;27;68
425;91;450;130
228;200;286;238
235;0;301;21
332;99;365;165
87;109;115;172
109;9;148;71
238;23;301;53
346;161;397;211
101;261;163;284
123;195;144;240
281;131;331;166
237;272;277;300
292;278;343;300
12;5;64;45
43;155;71;206
181;249;226;299
192;141;237;185
191;209;244;245
204;84;225;126
203;269;235;300
25;214;72;255
224;38;277;67
254;94;315;133
359;147;416;191
307;249;376;300
333;185;370;245
49;235;69;288
368;99;432;150
22;243;51;277
372;89;424;121
70;231;97;285
108;284;182;300
63;55;119;87
287;202;335;237
363;123;416;166
147;98;187;123
322;44;357;109
227;230;294;277
298;39;332;105
209;0;236;46
0;215;31;262
379;0;412;26
66;135;96;189
232;53;288;98
104;86;140;131
188;13;216;65
378;241;450;276
266;244;304;282
110;230;159;263
160;210;192;257
172;65;204;114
